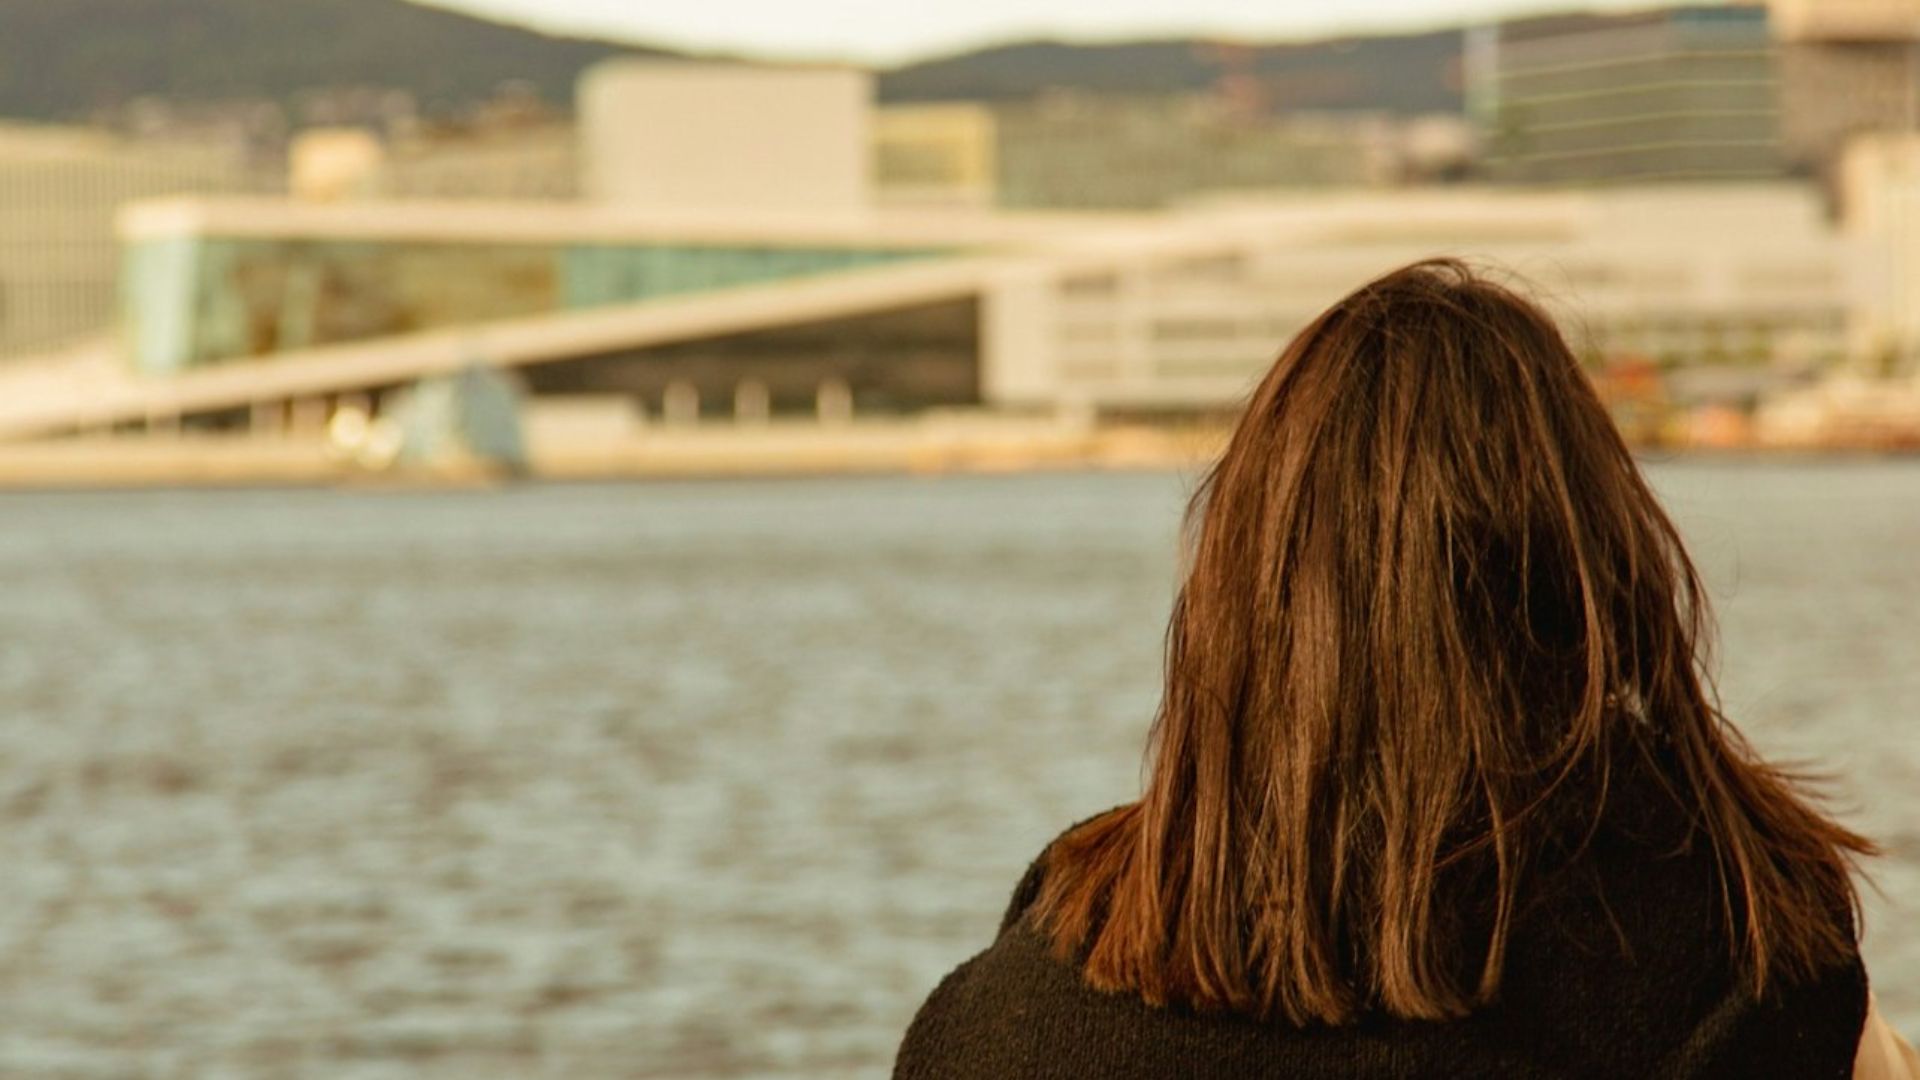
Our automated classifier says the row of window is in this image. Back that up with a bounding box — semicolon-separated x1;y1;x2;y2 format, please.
1047;312;1852;386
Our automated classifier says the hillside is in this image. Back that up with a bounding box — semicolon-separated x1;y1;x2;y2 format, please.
876;30;1466;115
0;0;1469;123
0;0;675;120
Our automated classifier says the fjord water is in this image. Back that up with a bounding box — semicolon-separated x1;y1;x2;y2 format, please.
0;462;1912;1076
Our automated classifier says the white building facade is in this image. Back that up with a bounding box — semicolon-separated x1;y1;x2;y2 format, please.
978;185;1859;411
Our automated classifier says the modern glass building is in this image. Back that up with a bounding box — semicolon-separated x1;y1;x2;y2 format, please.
121;208;951;375
1476;6;1784;185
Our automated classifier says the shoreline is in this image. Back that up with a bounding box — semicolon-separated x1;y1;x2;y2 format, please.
0;421;1915;492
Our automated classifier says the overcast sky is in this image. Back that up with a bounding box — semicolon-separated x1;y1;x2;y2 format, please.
423;0;1665;64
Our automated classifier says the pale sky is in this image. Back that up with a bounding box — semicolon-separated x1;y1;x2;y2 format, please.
423;0;1669;64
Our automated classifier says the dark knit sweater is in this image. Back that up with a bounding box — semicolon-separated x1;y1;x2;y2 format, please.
895;808;1867;1079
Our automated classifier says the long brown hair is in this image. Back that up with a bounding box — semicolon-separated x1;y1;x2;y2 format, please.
1034;259;1871;1026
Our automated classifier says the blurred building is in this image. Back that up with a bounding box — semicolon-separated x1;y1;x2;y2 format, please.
874;104;999;209
1837;132;1920;371
1005;184;1851;411
370;82;578;201
3;57;1905;441
112;199;957;380
1771;0;1920;43
289;124;578;202
108;186;1844;389
290;129;388;202
579;62;871;214
0;180;1867;440
377;123;577;200
105;97;293;167
284;83;579;204
1475;5;1783;184
1772;0;1920;187
990;94;1392;209
0;123;282;361
874;94;1469;211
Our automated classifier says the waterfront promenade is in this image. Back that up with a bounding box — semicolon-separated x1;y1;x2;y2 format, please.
0;418;1228;489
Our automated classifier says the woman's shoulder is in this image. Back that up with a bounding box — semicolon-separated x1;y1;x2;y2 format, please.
895;802;1873;1080
894;809;1134;1079
996;850;1049;936
994;804;1131;935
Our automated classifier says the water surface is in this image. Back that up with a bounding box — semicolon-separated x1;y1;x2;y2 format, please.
0;462;1912;1076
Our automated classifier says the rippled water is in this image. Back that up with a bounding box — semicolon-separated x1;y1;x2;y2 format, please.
0;462;1913;1077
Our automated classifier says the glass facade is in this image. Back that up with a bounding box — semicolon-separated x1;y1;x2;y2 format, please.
123;236;949;374
1482;7;1783;184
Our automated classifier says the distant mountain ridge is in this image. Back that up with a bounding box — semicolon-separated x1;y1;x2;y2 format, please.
877;31;1466;115
0;0;671;120
0;0;1468;123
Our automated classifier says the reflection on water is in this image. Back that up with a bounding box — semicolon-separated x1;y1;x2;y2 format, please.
0;462;1912;1076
